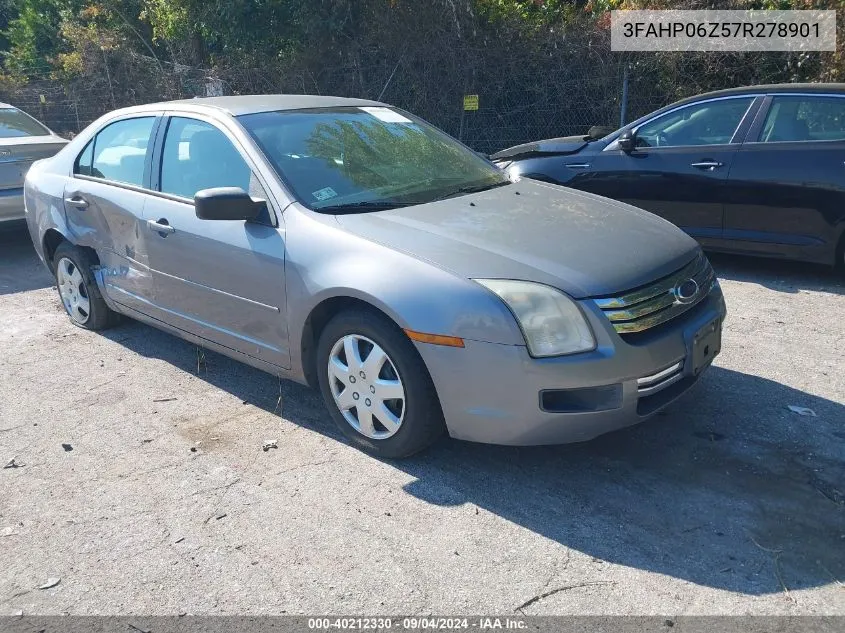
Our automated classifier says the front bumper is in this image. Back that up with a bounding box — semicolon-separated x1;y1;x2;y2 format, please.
415;286;726;446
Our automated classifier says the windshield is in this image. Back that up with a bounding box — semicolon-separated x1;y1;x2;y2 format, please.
239;106;508;211
0;107;51;138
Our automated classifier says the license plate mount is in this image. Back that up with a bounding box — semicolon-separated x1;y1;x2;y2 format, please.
692;318;721;375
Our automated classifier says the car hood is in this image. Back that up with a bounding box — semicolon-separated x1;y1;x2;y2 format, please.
335;180;700;299
489;135;593;161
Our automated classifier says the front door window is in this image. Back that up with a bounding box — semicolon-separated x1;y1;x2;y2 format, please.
635;97;754;148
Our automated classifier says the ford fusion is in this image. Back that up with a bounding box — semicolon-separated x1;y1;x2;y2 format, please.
24;95;726;457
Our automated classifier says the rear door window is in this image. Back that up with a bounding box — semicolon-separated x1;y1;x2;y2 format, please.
760;95;845;143
0;107;51;138
78;117;156;186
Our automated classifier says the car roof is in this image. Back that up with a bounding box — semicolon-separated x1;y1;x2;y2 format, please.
671;83;845;106
144;94;386;116
618;82;845;138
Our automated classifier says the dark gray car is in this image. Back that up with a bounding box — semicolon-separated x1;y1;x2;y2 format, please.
492;84;845;268
24;95;726;457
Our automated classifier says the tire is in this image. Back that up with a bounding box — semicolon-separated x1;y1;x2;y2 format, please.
837;233;845;273
316;308;445;458
52;242;119;331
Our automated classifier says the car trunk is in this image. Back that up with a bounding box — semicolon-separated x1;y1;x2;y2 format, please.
0;136;67;191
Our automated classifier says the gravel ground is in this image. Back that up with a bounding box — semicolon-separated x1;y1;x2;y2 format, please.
0;226;843;616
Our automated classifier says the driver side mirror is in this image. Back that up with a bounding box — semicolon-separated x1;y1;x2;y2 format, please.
617;130;636;153
195;187;265;221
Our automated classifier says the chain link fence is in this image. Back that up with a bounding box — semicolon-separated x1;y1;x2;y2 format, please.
0;48;805;154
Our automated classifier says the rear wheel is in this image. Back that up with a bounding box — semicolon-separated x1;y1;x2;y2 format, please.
316;308;445;458
52;242;119;330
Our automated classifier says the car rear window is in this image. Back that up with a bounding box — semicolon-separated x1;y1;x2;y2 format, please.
0;107;50;138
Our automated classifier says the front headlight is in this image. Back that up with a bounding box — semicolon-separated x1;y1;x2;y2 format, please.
475;279;595;357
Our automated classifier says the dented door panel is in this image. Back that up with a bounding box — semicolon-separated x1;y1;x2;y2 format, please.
63;179;154;314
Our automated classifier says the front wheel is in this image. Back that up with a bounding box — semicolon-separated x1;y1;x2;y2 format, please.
316;308;445;458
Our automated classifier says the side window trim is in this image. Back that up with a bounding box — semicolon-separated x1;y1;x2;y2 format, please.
72;113;163;191
152;112;279;227
731;96;765;144
149;114;170;193
144;116;165;190
743;95;774;144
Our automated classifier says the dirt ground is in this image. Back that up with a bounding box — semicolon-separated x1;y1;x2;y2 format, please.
0;226;843;615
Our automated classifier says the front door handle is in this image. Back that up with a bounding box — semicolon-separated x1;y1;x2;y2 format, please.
64;196;88;209
147;219;176;235
690;161;724;170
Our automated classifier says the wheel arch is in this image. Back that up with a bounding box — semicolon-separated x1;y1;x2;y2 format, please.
42;228;68;268
42;228;101;270
299;294;409;390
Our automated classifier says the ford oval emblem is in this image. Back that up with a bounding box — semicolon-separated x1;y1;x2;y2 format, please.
674;279;700;304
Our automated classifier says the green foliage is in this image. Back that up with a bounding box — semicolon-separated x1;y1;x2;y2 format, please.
141;0;186;42
0;0;843;108
1;0;152;76
2;0;838;74
4;0;74;72
141;0;306;65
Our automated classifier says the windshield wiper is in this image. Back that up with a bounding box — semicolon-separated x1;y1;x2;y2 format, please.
317;200;415;214
430;180;511;202
317;180;511;212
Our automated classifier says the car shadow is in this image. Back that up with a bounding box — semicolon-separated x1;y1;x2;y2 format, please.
709;252;845;296
100;318;845;598
0;225;54;295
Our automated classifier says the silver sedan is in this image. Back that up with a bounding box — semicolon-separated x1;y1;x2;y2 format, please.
24;95;726;457
0;103;67;225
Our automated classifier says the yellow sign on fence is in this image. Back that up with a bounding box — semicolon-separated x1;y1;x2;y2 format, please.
463;94;479;111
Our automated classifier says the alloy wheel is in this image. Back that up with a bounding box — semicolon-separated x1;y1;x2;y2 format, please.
327;334;406;440
56;257;91;325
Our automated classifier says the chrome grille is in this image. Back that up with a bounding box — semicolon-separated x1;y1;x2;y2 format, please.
594;253;716;335
637;360;684;396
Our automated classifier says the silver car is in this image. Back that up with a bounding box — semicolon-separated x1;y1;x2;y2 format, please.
25;95;726;457
0;103;67;224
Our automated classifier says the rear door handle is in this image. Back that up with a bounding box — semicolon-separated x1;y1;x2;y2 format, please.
690;161;724;170
147;219;176;235
64;196;88;209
